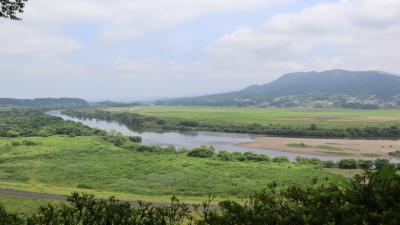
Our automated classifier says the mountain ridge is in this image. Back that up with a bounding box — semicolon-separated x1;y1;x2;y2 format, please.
158;70;400;108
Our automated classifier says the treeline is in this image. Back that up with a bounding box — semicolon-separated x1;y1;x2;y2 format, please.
100;134;398;170
0;98;88;107
184;145;397;170
0;109;105;137
2;166;400;225
63;109;400;139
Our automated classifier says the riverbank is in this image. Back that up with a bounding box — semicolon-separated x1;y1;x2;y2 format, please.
239;137;400;158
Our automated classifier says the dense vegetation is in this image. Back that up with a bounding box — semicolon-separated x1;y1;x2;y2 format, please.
0;98;88;107
63;109;400;139
0;109;104;137
0;136;340;202
1;166;399;224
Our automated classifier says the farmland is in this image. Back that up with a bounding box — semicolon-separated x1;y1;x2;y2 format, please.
108;106;400;129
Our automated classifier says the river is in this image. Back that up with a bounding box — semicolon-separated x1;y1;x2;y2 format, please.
48;110;348;161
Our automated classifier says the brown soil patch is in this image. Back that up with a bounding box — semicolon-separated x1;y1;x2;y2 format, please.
239;137;400;158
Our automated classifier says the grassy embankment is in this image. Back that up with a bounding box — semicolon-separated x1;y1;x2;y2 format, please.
0;136;346;215
109;106;400;129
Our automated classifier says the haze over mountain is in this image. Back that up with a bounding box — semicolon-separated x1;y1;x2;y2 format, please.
159;70;400;108
0;98;89;107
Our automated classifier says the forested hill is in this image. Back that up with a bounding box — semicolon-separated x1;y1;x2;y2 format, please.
159;70;400;108
0;98;89;107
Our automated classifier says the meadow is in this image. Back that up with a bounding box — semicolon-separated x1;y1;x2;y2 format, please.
109;106;400;129
0;136;345;214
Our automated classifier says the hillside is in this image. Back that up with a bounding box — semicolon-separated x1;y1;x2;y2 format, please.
160;70;400;108
0;98;89;107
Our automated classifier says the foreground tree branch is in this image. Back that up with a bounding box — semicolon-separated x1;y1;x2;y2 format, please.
0;0;27;20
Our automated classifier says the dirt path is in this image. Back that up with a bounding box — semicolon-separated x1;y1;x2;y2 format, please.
0;188;67;201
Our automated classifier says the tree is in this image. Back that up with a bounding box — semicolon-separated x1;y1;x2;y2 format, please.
338;159;358;169
0;0;27;20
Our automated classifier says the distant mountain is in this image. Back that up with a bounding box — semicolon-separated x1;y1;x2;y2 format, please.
0;98;89;107
159;70;400;108
94;101;141;107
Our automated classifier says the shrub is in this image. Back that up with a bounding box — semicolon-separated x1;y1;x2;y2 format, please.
217;151;233;161
272;156;290;163
128;136;142;143
11;141;21;146
6;130;20;138
358;159;374;170
187;146;215;158
389;150;400;157
243;152;270;162
22;140;39;146
324;160;337;168
375;159;390;170
338;159;358;169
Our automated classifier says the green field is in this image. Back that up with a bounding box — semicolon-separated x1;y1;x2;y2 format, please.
0;195;56;217
0;136;345;212
109;106;400;129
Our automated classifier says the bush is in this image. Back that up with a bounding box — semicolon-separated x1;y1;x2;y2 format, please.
338;159;358;169
243;152;270;162
389;150;400;157
200;166;400;225
0;205;23;225
272;156;290;163
187;146;215;158
6;130;20;138
358;159;374;170
217;151;233;161
11;141;21;146
128;136;142;143
324;160;337;168
22;140;40;146
375;159;390;170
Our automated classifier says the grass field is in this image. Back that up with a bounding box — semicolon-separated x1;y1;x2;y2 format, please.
0;194;56;217
109;106;400;129
0;136;345;213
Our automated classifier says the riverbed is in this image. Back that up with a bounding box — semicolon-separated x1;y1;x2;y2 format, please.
48;110;377;161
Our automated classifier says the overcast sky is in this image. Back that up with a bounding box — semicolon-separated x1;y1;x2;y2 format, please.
1;0;400;101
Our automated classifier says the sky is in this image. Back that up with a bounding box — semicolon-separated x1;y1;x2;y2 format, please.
1;0;400;101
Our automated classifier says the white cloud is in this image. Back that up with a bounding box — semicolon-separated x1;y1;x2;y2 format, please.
21;0;289;42
2;0;400;99
208;0;400;83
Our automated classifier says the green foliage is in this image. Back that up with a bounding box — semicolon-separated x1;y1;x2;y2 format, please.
1;168;399;225
357;159;374;170
374;158;390;170
0;136;341;199
272;156;290;163
200;166;400;225
389;150;400;157
188;146;215;158
0;0;27;20
287;142;311;148
0;109;105;138
338;159;358;169
0;204;23;225
295;157;325;167
28;193;191;225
